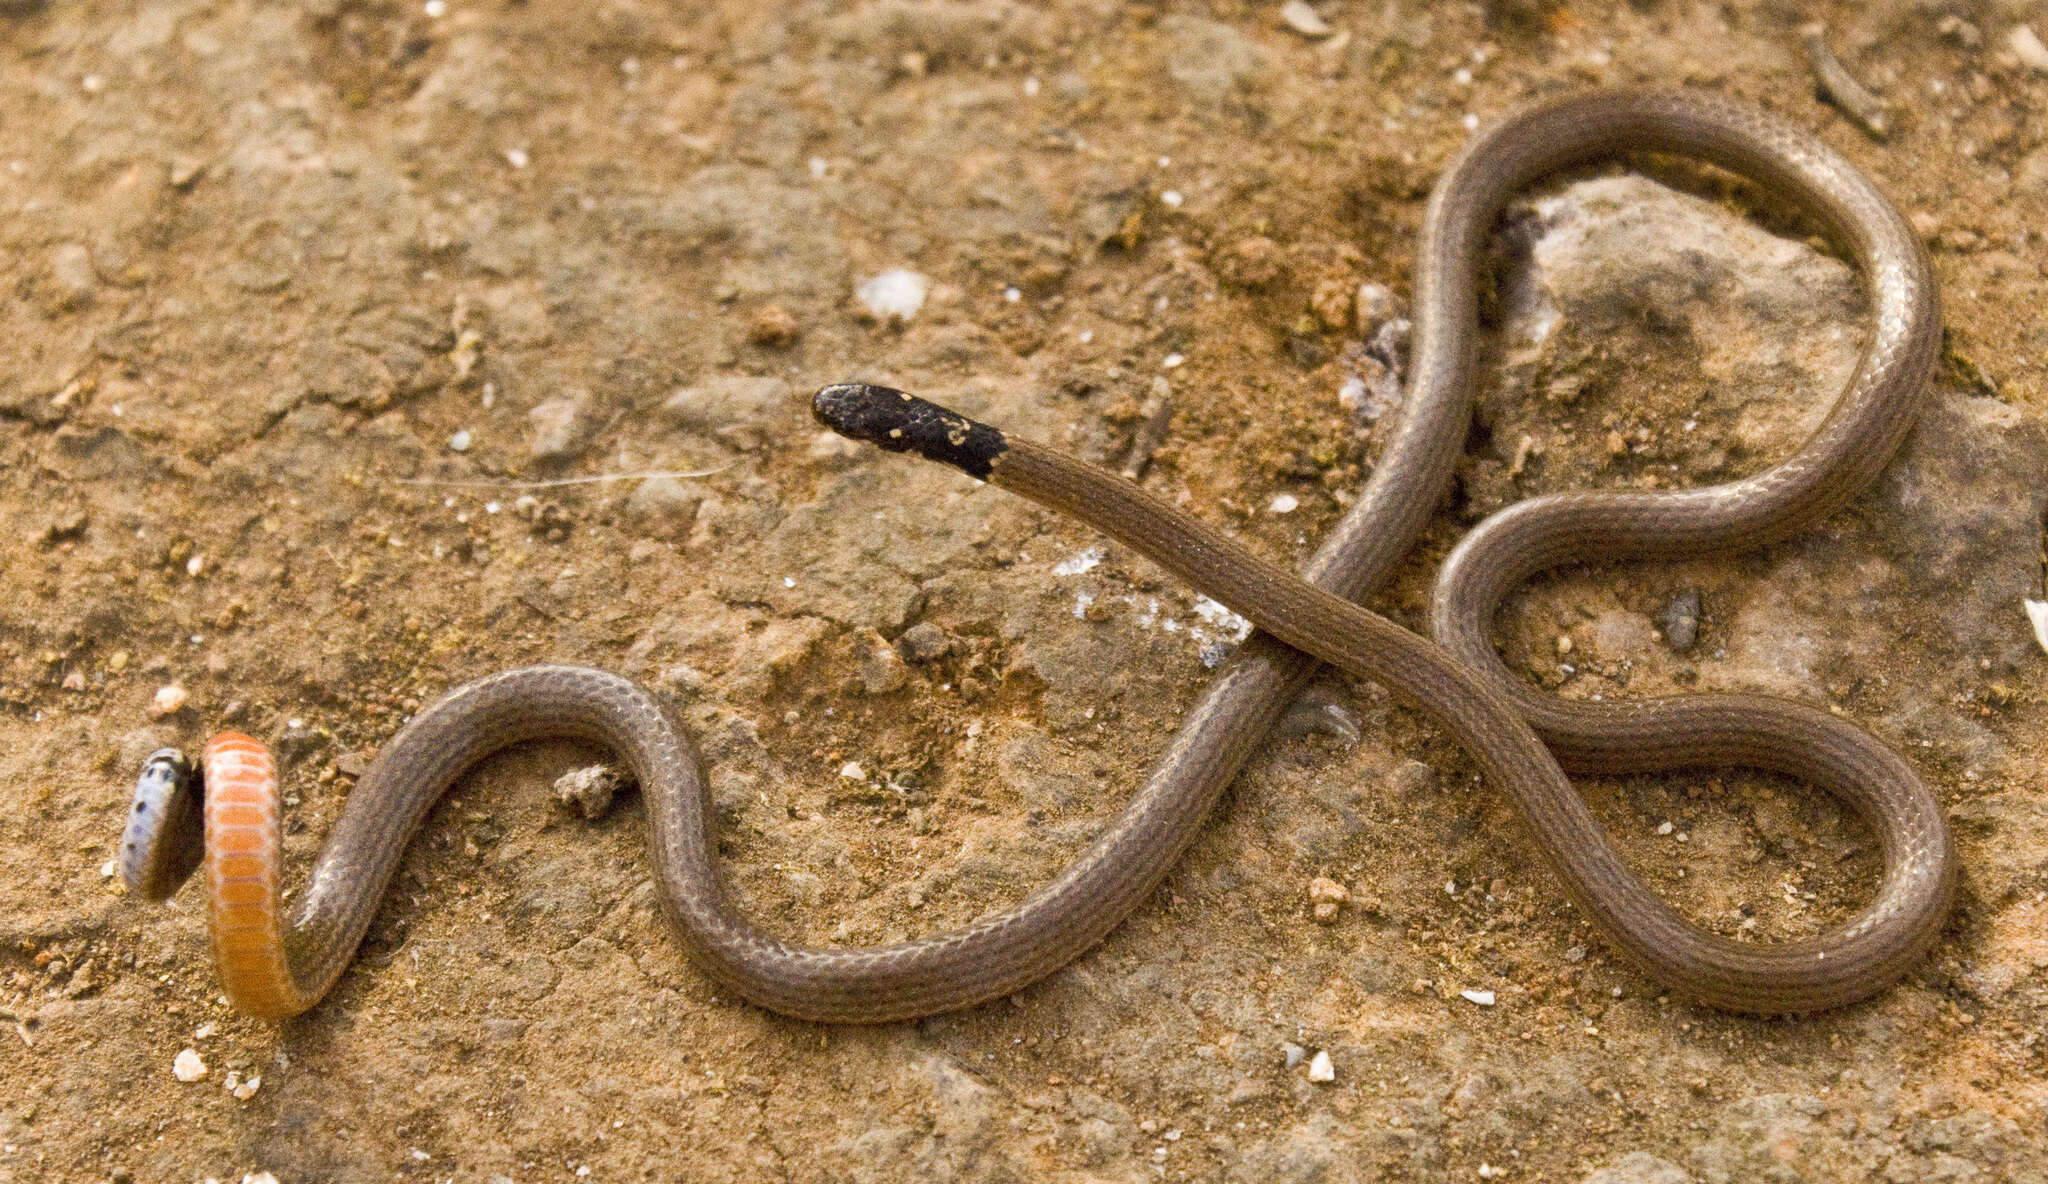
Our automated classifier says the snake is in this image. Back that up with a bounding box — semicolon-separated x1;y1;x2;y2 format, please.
122;88;1952;1021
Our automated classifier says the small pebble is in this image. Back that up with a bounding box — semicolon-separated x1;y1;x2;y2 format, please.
855;268;929;322
838;761;866;781
1661;590;1702;652
172;1048;207;1082
527;391;594;461
1278;0;1334;38
747;303;799;346
1461;988;1496;1006
1282;1041;1306;1068
2009;25;2048;73
895;622;953;663
856;630;909;694
233;1075;261;1100
1307;1050;1335;1082
1269;493;1299;514
551;766;626;820
1053;549;1103;576
1355;282;1401;335
447;429;472;452
1308;876;1348;922
150;684;189;718
2025;599;2048;656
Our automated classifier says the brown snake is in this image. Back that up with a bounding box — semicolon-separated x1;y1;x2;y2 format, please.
125;88;1952;1021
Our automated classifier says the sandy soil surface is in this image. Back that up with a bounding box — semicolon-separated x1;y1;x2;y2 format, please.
3;2;2046;1181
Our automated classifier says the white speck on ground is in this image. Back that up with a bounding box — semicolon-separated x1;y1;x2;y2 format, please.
856;268;930;321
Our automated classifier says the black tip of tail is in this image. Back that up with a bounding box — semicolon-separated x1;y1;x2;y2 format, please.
811;383;1007;481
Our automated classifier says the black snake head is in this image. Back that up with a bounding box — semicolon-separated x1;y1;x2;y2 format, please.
812;383;1008;481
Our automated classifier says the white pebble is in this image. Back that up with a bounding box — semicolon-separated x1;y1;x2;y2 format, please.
150;684;189;718
100;860;116;878
1191;596;1250;640
855;268;929;321
1161;352;1185;369
1160;189;1184;208
1461;988;1496;1006
1656;821;1674;835
2009;25;2048;72
1054;548;1103;576
173;1048;208;1082
1003;286;1022;302
2025;598;2048;656
504;147;530;169
838;761;866;781
448;428;472;452
1306;1050;1335;1082
1268;493;1299;514
423;0;446;15
1279;0;1334;37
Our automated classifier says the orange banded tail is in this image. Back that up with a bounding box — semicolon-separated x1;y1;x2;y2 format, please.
201;733;312;1019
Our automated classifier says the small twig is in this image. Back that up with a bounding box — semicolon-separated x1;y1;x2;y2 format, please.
1120;378;1177;481
392;466;729;491
1803;23;1891;141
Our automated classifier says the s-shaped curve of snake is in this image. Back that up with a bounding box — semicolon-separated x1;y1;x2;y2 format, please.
122;88;1951;1021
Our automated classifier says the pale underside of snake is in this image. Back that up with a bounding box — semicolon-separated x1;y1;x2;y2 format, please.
122;88;1952;1022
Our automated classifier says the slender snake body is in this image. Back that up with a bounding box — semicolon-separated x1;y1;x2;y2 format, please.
123;89;1953;1021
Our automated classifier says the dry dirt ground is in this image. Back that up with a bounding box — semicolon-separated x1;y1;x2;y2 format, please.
4;2;2048;1182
